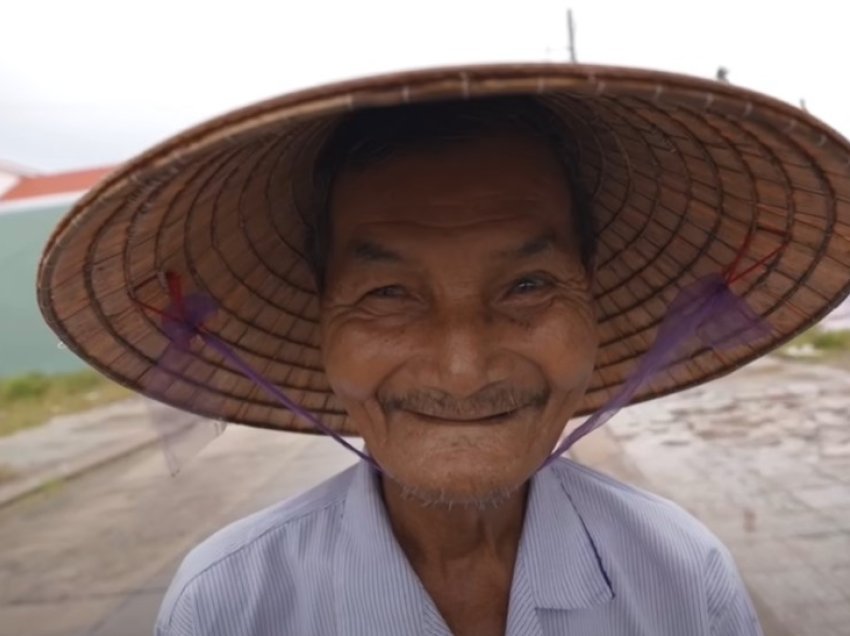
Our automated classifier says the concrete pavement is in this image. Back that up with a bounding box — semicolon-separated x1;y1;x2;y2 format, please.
574;356;850;636
1;355;848;635
0;428;355;636
0;399;160;508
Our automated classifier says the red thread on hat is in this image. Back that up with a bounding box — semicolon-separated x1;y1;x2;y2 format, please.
544;221;784;466
135;272;377;470
723;223;785;285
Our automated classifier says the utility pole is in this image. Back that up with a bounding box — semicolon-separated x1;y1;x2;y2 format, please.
567;9;577;62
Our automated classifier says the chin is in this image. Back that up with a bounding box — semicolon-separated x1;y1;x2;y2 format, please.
380;443;536;509
394;473;525;510
360;403;568;506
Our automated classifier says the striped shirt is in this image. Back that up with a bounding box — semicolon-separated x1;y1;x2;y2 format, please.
155;457;762;635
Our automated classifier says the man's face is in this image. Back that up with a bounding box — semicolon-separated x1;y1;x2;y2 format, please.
319;133;597;505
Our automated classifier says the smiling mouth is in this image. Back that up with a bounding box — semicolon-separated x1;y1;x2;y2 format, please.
405;407;523;424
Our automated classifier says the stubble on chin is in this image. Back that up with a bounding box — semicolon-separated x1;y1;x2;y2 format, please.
393;478;524;512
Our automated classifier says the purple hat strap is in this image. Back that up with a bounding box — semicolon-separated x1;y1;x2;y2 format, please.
137;224;784;476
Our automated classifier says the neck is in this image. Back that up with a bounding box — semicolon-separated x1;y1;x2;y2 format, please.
380;477;529;567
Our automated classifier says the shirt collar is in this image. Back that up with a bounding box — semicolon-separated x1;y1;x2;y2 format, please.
335;460;445;636
516;459;614;610
335;459;614;635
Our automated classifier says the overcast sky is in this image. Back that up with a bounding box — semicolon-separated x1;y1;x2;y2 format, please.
2;0;847;172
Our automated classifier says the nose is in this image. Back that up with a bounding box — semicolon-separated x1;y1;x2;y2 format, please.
428;304;499;399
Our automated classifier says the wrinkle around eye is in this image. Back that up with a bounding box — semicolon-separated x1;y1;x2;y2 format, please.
353;284;428;318
499;269;582;299
495;273;593;319
506;274;556;296
365;284;408;299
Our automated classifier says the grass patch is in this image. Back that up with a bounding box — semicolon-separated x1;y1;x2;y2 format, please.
0;465;16;484
35;476;65;496
776;327;850;359
0;370;132;438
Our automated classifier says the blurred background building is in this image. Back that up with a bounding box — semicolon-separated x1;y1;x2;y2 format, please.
0;163;111;377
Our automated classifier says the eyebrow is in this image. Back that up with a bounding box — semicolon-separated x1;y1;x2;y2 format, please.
349;239;406;264
497;232;559;260
347;231;559;265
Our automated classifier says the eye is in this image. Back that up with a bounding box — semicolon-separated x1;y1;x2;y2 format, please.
366;285;408;299
508;275;553;296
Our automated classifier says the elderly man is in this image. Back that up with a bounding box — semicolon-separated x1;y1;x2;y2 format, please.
38;65;850;636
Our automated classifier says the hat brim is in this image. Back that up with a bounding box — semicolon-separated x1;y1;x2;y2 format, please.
37;63;850;435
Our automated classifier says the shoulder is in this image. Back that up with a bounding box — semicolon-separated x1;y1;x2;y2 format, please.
549;458;761;633
174;463;355;581
155;464;356;635
550;457;724;567
552;456;714;534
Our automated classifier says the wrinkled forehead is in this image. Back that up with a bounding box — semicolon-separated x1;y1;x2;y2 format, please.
328;133;577;252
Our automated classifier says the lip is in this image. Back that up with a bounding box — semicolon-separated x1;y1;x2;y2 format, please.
403;407;523;425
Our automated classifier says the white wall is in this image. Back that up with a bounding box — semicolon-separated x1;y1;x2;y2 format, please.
0;171;19;198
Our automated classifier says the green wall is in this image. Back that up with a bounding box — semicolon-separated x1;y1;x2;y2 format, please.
0;205;86;378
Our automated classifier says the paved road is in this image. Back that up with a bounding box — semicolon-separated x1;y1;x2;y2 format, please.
602;358;850;636
3;357;844;636
0;428;355;636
